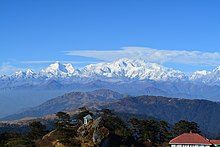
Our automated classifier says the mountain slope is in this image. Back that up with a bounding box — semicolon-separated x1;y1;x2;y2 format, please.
41;61;77;77
2;58;220;119
2;89;124;120
0;58;188;84
3;89;220;137
99;95;220;137
190;66;220;86
79;58;187;81
2;58;220;86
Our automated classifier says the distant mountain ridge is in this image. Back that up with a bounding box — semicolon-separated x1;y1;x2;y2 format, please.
2;89;124;120
2;58;220;119
1;58;187;83
2;58;220;87
3;89;220;137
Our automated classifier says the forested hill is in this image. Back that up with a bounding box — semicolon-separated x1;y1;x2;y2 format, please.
2;89;220;137
101;95;220;136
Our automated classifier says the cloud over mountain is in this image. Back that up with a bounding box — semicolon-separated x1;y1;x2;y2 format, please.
65;47;220;66
0;63;24;75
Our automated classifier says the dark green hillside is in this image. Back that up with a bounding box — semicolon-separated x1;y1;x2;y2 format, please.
101;95;220;137
2;89;220;137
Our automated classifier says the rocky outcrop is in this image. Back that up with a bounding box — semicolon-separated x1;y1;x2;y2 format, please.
77;117;109;146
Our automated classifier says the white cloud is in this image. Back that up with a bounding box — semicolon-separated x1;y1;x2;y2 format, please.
20;60;55;64
0;63;23;75
65;47;220;66
20;60;96;64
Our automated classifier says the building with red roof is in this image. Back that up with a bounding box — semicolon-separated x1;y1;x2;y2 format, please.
210;140;220;147
169;132;213;147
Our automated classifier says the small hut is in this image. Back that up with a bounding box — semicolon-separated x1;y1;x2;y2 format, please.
83;114;93;125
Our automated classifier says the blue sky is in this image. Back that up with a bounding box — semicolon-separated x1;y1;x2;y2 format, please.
1;0;220;75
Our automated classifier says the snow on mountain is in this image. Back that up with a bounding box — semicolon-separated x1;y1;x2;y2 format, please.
202;66;220;85
3;58;220;87
40;61;76;78
189;66;220;86
79;58;187;81
14;71;25;78
190;70;210;80
213;66;220;72
0;75;8;79
26;69;35;76
13;69;36;79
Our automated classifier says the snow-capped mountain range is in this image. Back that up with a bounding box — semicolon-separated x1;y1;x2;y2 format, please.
2;58;220;119
1;58;220;86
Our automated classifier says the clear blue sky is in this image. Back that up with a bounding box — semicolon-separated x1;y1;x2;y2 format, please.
1;0;220;74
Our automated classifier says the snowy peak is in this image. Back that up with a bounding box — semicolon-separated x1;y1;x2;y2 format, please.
5;58;220;85
190;70;210;80
42;61;67;73
41;61;76;77
14;70;25;78
26;69;35;76
213;66;220;73
190;66;220;85
80;58;187;81
14;69;36;78
64;63;75;74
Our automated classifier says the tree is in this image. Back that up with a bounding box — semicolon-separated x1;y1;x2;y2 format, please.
129;118;170;146
0;132;35;146
78;106;87;111
215;133;220;139
28;121;46;140
172;120;201;136
56;111;70;121
105;113;133;146
101;108;113;115
140;120;159;143
75;110;93;122
158;121;171;143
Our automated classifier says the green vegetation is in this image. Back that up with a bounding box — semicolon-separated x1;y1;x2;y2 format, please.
0;132;33;146
55;112;80;146
56;111;70;121
100;109;134;146
172;120;201;136
129;118;171;146
0;109;218;147
0;121;47;146
75;109;93;121
28;121;47;140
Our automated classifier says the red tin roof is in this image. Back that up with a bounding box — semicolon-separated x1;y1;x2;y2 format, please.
169;133;211;145
210;140;220;145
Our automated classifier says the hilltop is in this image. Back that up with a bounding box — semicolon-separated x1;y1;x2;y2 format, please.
2;89;220;137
